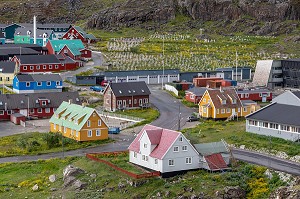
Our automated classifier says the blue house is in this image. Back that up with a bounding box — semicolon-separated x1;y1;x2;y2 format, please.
13;74;63;93
0;32;5;44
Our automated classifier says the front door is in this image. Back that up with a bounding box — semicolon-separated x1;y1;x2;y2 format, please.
232;109;236;116
20;109;28;117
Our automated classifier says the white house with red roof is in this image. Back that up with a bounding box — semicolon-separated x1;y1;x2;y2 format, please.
128;124;200;177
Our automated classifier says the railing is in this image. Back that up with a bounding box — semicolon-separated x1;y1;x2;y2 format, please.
165;84;179;96
96;108;144;122
86;152;160;179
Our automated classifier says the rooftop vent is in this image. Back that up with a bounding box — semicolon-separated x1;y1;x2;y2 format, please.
119;90;122;94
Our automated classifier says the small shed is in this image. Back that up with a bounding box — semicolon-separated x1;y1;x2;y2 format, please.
10;113;26;125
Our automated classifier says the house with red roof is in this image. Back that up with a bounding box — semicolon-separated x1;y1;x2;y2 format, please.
128;124;200;177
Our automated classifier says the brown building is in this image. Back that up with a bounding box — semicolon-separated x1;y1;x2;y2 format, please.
103;82;151;112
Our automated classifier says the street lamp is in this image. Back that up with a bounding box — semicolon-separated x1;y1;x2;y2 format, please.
161;34;165;90
59;122;65;158
174;100;181;131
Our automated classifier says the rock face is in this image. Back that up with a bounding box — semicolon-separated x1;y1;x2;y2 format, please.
63;165;86;189
87;0;300;30
215;186;246;199
269;186;300;199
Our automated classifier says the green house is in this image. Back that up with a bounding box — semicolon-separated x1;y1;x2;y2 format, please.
0;23;23;39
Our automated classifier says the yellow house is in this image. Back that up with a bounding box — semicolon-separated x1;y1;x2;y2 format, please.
49;101;109;141
198;88;253;120
0;61;17;85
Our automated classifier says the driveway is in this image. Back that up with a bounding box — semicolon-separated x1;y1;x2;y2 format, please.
149;85;198;130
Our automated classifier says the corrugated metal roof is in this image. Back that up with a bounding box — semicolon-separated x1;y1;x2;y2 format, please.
15;54;60;64
194;141;229;156
49;39;85;53
14;27;53;38
109;82;151;97
16;74;62;82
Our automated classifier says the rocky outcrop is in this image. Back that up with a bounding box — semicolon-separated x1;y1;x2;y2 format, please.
215;186;246;199
269;186;300;199
87;0;300;31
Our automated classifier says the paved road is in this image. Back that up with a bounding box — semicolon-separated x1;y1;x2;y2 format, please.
150;86;197;130
232;148;300;176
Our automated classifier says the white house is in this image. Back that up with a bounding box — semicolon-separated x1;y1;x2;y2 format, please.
128;124;200;177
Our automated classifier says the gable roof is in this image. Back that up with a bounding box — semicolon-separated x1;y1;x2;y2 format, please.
36;23;71;30
236;89;270;94
186;87;208;96
204;153;229;171
15;54;60;64
292;91;300;99
246;103;300;127
204;89;243;109
0;92;80;110
0;61;16;73
109;81;151;97
145;129;163;145
128;124;182;160
58;45;81;56
15;74;62;82
0;48;40;56
48;39;85;53
14;27;53;38
194;141;229;156
73;26;96;40
49;102;106;131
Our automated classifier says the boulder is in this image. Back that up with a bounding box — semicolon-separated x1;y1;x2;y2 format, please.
63;165;84;180
216;186;246;199
90;173;97;178
73;179;87;190
32;184;39;191
49;174;57;183
63;176;76;188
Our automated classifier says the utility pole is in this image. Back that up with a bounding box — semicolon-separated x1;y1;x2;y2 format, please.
178;103;181;131
235;50;238;82
162;34;165;90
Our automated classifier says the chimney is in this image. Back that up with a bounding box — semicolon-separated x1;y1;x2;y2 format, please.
220;86;223;92
33;15;37;44
68;99;72;104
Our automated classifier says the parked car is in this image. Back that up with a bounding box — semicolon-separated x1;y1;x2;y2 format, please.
187;115;199;122
108;127;120;134
90;86;104;92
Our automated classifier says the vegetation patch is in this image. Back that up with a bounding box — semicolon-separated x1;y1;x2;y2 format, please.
0;132;113;158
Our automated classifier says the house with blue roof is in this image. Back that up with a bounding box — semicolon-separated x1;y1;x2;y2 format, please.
0;23;23;39
13;73;63;93
14;27;56;47
46;39;91;60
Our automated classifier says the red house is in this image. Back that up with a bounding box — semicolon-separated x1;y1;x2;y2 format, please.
103;82;151;112
0;92;80;121
193;77;223;87
185;87;208;104
62;26;96;44
237;88;272;102
11;54;72;73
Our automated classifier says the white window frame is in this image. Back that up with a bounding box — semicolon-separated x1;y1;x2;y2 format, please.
87;120;90;127
96;129;101;136
179;137;183;142
98;120;101;126
45;108;50;113
56;81;60;86
49;65;52;69
134;152;137;158
88;130;92;137
76;131;79;137
30;66;33;70
173;146;179;152
0;110;4;115
23;66;27;70
221;109;225;114
226;108;231;113
7;110;12;115
42;101;47;106
37;82;42;86
155;159;158;164
182;145;188;151
26;82;30;87
186;157;192;164
43;65;46;69
143;143;147;148
55;65;59;69
64;126;67;133
168;159;174;166
37;108;42;113
47;81;51;86
36;65;40;70
53;124;56;130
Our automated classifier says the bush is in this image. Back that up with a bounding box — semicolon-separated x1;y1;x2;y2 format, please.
42;133;60;149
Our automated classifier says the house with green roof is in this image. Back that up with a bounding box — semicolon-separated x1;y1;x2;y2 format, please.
62;25;96;44
46;39;92;60
49;101;108;141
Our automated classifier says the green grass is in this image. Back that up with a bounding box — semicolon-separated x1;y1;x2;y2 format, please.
115;108;160;127
0;157;287;198
0;132;113;158
75;69;94;76
182;119;300;156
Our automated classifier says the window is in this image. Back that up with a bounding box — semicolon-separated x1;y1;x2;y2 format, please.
6;77;9;81
232;99;236;104
243;107;247;112
88;130;92;137
76;131;79;137
26;82;30;87
142;155;145;161
45;108;50;113
168;159;174;166
143;143;147;148
98;120;101;126
221;109;225;114
53;124;56;130
134;99;137;104
37;82;42;86
173;146;179;152
87;120;90;127
222;100;226;105
226;108;231;113
7;110;12;115
134;152;137;158
36;65;40;70
203;107;207;113
190;95;194;99
96;130;101;136
245;93;249;98
0;110;4;115
30;66;33;70
129;100;131;104
56;81;60;86
30;109;34;113
186;157;192;164
47;81;51;86
38;108;42;113
55;65;59;69
43;65;46;69
179;137;183;142
49;65;52;69
71;130;74;136
139;99;142;105
155;159;158;164
23;66;27;70
145;156;148;161
203;98;206;102
42;101;47;106
182;145;188;151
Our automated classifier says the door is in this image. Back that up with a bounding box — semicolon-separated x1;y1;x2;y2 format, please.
232;109;236;116
262;94;267;103
123;100;126;108
20;109;28;117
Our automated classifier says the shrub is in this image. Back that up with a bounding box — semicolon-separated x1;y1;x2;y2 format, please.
42;133;60;149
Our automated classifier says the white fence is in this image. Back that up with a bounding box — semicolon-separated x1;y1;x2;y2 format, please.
165;84;178;96
96;109;144;123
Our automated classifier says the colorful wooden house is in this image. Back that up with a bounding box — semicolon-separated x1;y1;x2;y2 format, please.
13;74;62;94
62;26;96;44
36;23;71;39
46;39;92;60
14;27;55;47
185;87;209;104
198;88;252;120
237;88;272;102
0;32;5;44
49;102;108;141
11;54;65;73
0;92;80;120
0;23;23;39
0;61;17;85
103;81;151;112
